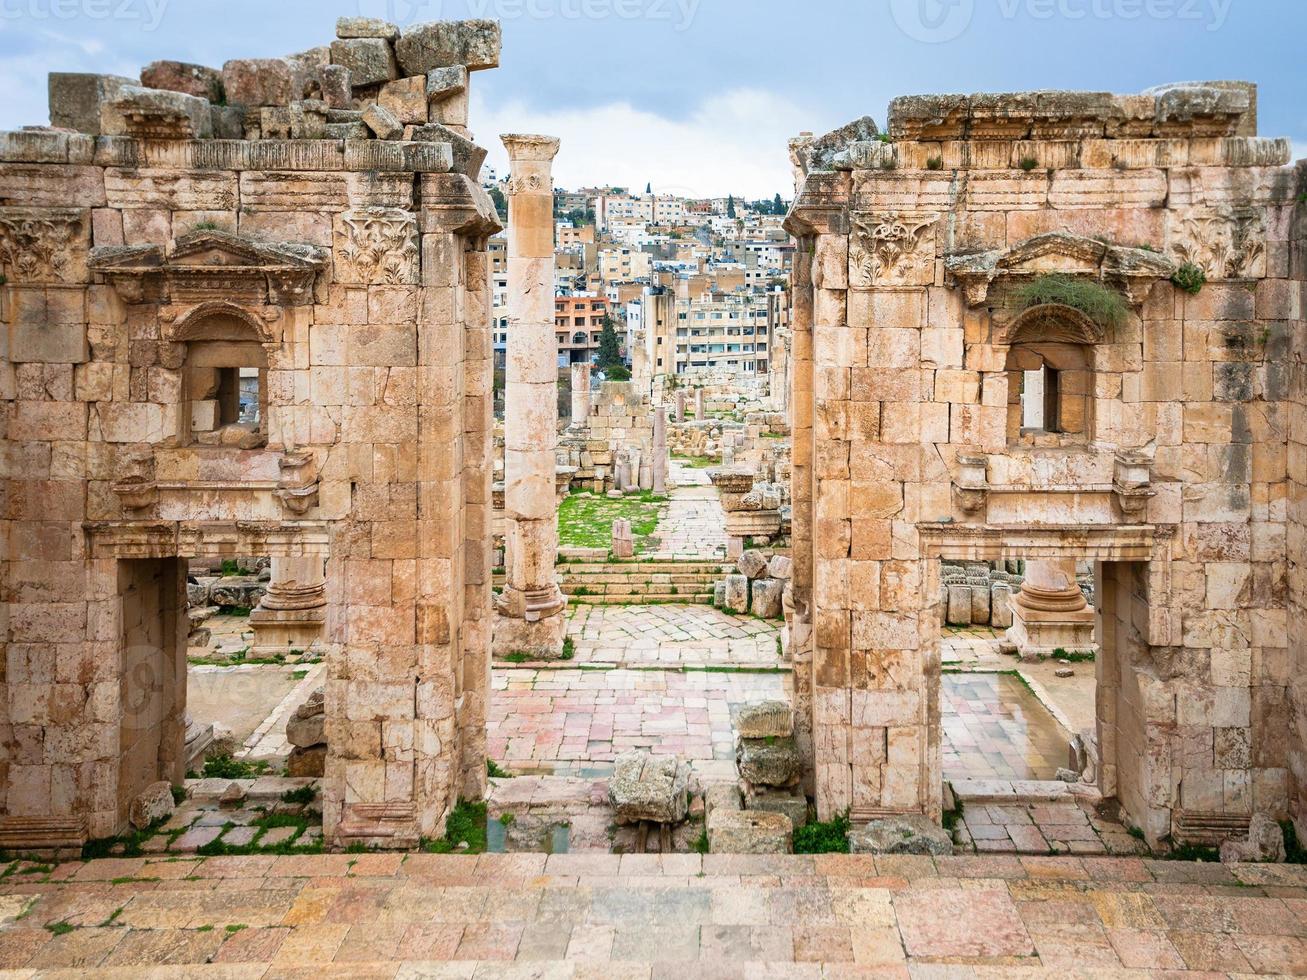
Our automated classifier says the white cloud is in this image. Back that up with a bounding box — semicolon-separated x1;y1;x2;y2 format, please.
471;87;825;199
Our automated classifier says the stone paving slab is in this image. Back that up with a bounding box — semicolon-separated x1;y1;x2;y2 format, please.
0;854;1305;973
567;604;782;667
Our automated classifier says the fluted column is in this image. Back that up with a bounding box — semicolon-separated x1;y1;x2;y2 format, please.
493;133;567;658
1008;558;1096;661
652;406;667;494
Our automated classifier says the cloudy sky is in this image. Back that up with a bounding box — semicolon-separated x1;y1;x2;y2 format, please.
0;0;1303;197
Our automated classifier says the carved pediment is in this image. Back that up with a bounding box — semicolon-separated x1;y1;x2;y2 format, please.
90;230;327;306
946;231;1176;306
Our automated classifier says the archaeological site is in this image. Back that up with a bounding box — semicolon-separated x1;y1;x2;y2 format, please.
0;8;1306;973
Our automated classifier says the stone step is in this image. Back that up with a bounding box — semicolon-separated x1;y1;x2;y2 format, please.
558;574;721;587
565;591;715;605
560;563;731;575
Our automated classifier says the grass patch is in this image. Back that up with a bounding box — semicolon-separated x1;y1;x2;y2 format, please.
1052;648;1096;663
671;454;718;470
280;786;317;806
793;812;850;854
1284;821;1307;864
693;829;710;854
423;800;488;855
560;637;575;661
190;755;269;780
558;490;666;554
942;798;965;834
500;652;532;664
46;921;74;936
1015;274;1130;329
487;760;512;779
1171;262;1207;296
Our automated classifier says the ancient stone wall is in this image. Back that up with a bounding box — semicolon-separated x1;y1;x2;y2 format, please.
0;20;500;849
1287;161;1307;841
786;85;1297;843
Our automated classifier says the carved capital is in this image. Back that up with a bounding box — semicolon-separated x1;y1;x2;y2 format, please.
850;212;939;287
111;449;158;514
1113;451;1156;521
332;208;420;285
0;208;89;284
1170;206;1267;280
275;450;320;516
952;452;989;518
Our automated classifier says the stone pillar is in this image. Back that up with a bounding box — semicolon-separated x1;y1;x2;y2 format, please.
493;133;567;658
652;406;667;494
695;388;706;419
570;361;591;428
248;555;326;656
674;389;686;423
1008;559;1096;660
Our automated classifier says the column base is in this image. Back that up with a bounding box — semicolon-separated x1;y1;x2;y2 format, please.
493;609;569;659
1007;603;1095;662
248;607;325;658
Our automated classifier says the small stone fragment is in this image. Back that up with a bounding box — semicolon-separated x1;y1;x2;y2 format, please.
362;102;404;140
129;781;175;830
849;815;953;856
609;750;689;826
708;809;792;854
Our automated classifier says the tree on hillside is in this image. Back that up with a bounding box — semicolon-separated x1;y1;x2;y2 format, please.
596;314;624;370
645;182;652;194
773;193;785;214
726;195;736;218
489;186;507;221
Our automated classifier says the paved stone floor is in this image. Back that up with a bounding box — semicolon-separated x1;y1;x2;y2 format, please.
1;852;1305;974
646;462;727;559
566;604;781;667
488;666;787;780
941;673;1069;782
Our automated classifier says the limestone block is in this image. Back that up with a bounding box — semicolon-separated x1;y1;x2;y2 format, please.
336;16;399;40
970;584;991;626
362;103;404;140
329;38;398;87
849;815;952;856
379;76;428;125
410;121;486;179
737;736;800;788
1219;812;1285;864
427;66;468;102
704;782;742;820
609;750;689;825
141;61;224;102
48;73;136;135
708;809;792;854
320;65;352;109
714;580;727;608
946;584;972;626
394;20;502;75
732;701;794;739
724;574;749;614
208;577;266;609
737;550;768;580
991;583;1014;629
191;400;219;432
128;780;175;830
288;745;326;778
751;578;784;620
286;712;325;749
746;789;809;830
222;58;295;107
767;555;793;581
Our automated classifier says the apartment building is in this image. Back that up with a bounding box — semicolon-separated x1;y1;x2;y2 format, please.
555;294;608;367
635;281;784;378
598;246;652;286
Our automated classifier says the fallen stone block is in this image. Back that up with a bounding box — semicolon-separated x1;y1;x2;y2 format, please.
427;65;468;102
750;578;784;619
285;711;324;749
1219;812;1285;864
732;701;794;739
48;72;136;135
708;809;792;854
222;58;295;107
737;736;800;788
767;554;793;580
141;60;224;101
330;37;399;88
129;781;175;830
724;574;749;614
737;549;768;579
336;16;399;41
609;751;689;826
849;815;953;856
362;103;403;140
288;745;326;778
946;584;972;626
394;19;501;75
746;789;809;830
704;782;742;820
410;120;486;179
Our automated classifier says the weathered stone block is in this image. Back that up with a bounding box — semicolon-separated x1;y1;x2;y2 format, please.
330;38;399;87
724;574;749;614
222;58;295;107
849;815;953;856
732;701;793;739
362;103;404;141
746;790;810;830
336;16;399;41
751;578;784;620
394;20;501;75
141;61;224;102
609;750;689;825
946;584;972;626
128;781;175;830
708;809;792;854
737;549;768;579
48;73;135;135
737;736;800;788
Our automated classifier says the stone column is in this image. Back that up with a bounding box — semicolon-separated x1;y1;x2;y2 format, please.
652;406;667;494
493;134;567;658
248;555;326;656
570;361;591;428
1008;559;1095;660
695;388;706;419
674;389;685;423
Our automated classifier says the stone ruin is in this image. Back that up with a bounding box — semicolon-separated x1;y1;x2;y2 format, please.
557;374;666;495
5;18;1307;862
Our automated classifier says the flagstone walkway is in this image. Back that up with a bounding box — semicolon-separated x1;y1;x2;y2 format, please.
566;604;781;666
1;852;1305;975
